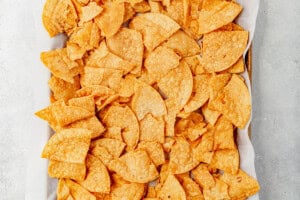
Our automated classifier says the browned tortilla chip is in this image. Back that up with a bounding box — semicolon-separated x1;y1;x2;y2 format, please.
110;182;145;200
203;178;230;200
129;13;180;51
201;103;221;126
193;129;214;163
42;0;78;37
192;163;215;189
169;137;199;174
103;127;123;141
101;105;139;150
107;28;144;74
198;0;242;34
183;55;206;75
109;150;159;183
91;138;126;159
163;30;201;57
68;95;95;114
140;114;165;144
48;160;86;181
210;149;239;174
57;179;70;200
209;73;232;100
80;2;103;23
220;169;260;199
157;174;186;200
222;57;245;74
90;145;113;167
213;116;235;150
42;128;92;163
201;31;248;72
164;0;189;26
137;141;165;166
95;2;124;37
78;155;111;193
66;179;96;200
209;75;251;128
181;176;205;200
132;0;151;13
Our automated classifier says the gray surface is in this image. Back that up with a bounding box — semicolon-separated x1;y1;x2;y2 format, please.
252;0;300;199
0;0;300;200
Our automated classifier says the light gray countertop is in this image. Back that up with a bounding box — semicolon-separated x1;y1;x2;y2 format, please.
0;0;299;199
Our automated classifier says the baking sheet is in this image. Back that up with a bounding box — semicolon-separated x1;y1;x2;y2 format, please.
25;0;260;199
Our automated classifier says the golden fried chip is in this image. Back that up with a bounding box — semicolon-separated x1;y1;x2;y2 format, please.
162;137;175;153
41;48;82;83
144;46;180;81
209;75;251;128
41;128;92;164
66;42;86;61
140;114;165;144
164;99;180;137
80;2;103;23
217;23;245;32
137;141;165;166
110;182;145;200
48;160;86;181
101;105;139;150
210;149;239;174
183;55;206;75
163;30;200;57
103;127;123;141
68;95;95;114
209;73;232;100
222;57;245;74
146;184;157;198
75;85;115;98
57;179;70;200
123;2;136;22
198;0;242;34
78;155;110;193
69;22;101;51
109;150;159;183
91;138;126;159
201;103;221;126
132;1;151;13
66;179;96;200
86;41;135;74
131;81;167;120
42;0;78;37
158;61;193;109
201;31;248;72
149;0;163;13
106;28;144;74
192;163;215;189
181;177;205;200
213;116;235;150
49;76;80;102
90;145;113;167
203;178;230;200
169;137;199;174
184;74;211;113
157;174;186;200
220;169;260;199
193;129;214;163
95;2;124;37
129;13;180;51
67;116;105;139
164;0;188;26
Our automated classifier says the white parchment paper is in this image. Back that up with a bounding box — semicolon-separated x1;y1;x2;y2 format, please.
25;0;260;199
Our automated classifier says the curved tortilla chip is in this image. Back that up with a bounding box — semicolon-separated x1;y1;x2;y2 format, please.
129;13;180;51
66;179;96;200
48;160;86;181
157;174;186;200
91;138;126;159
110;182;145;200
192;163;215;189
49;76;80;102
201;31;248;72
201;103;221;126
181;177;205;200
137;141;165;166
109;150;159;183
140;114;165;144
210;149;239;174
213;116;235;150
203;179;230;200
80;2;103;23
41;128;92;164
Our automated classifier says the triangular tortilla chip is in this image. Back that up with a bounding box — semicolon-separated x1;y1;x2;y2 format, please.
48;160;86;181
157;174;186;200
66;179;96;200
137;141;165;166
209;149;239;174
203;178;230;200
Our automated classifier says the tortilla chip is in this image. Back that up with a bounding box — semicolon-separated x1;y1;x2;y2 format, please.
123;2;136;22
162;137;175;153
209;75;251;128
68;95;95;114
95;2;124;37
198;0;242;34
80;2;103;23
163;30;201;57
42;128;92;164
210;149;239;174
75;85;115;98
109;150;159;183
183;55;206;75
169;137;199;174
149;0;164;13
131;81;167;120
106;28;144;74
90;145;113;167
67;42;87;61
42;0;78;37
203;178;230;200
222;57;244;74
129;13;180;51
49;76;80;102
140;114;165;144
157;174;186;200
57;179;70;200
66;179;96;200
48;160;86;181
201;103;221;126
192;163;215;189
163;99;180;137
91;138;126;159
158;61;193;110
184;74;211;113
137;141;165;166
193;129;214;163
41;48;82;83
164;0;188;26
144;46;180;81
132;1;151;13
209;73;232;100
201;31;248;72
110;182;145;200
219;169;260;199
213;116;235;150
103;127;123;141
101;105;139;150
86;41;135;74
181;177;205;200
78;155;110;193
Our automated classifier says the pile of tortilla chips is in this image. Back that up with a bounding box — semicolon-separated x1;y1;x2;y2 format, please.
37;0;260;199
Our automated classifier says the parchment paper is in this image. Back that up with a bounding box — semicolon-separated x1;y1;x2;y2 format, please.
25;0;260;199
